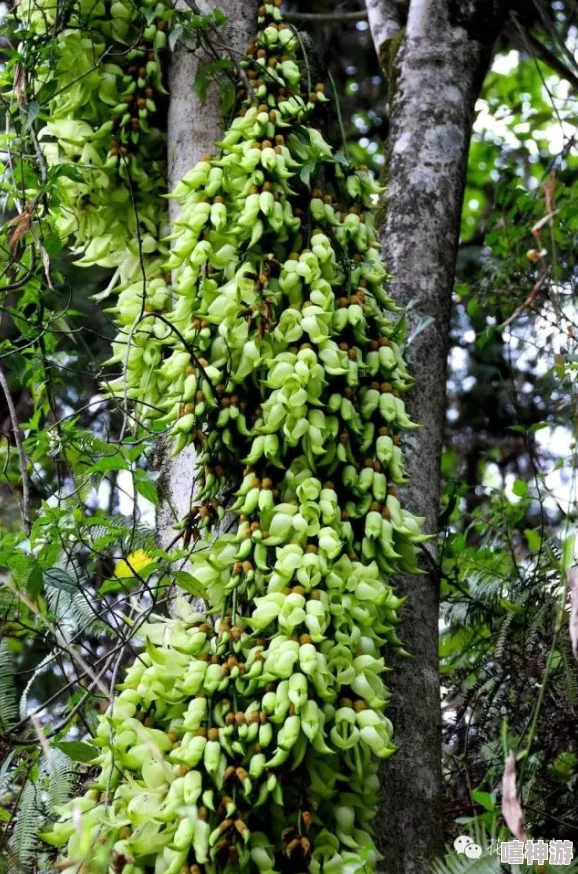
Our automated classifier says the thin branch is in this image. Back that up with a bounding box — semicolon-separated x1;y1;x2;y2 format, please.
180;0;258;101
0;677;103;746
284;10;368;23
0;362;31;535
508;15;578;93
29;122;48;188
2;578;110;696
229;51;258;103
499;273;548;330
500;202;558;329
527;30;578;91
534;1;578;82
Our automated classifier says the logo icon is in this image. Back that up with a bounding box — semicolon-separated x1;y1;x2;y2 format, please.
454;836;483;859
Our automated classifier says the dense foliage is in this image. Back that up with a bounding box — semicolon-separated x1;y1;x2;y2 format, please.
0;2;424;874
276;4;578;857
1;1;578;874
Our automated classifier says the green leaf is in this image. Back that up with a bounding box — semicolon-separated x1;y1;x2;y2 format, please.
218;74;236;115
561;533;576;573
54;741;98;764
51;163;83;182
171;570;205;598
43;568;77;593
98;578;123;595
26;563;43;600
126;443;146;462
23;101;40;129
134;474;159;506
524;528;541;551
92;455;129;473
168;23;183;52
500;718;509;756
467;297;481;319
194;59;231;103
300;161;316;187
471;790;496;812
190;12;215;29
194;64;211;103
476;326;497;350
333;153;350;168
42;231;65;258
511;480;528;498
213;8;228;25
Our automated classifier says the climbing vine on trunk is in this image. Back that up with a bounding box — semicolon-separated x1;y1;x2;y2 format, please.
5;2;427;873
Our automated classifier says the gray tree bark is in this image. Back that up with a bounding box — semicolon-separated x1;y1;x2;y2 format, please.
366;0;403;61
366;1;507;872
157;0;259;552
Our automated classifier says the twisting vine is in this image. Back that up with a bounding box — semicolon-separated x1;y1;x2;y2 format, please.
2;1;428;873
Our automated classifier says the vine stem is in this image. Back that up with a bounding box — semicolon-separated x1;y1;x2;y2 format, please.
521;569;571;770
328;71;349;160
0;361;31;535
283;11;368;23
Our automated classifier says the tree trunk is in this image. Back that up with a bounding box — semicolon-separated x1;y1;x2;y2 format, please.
157;0;260;552
367;1;506;872
157;1;506;869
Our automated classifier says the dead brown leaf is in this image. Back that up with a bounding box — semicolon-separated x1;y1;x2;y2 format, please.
12;64;25;109
545;172;556;215
8;211;32;255
501;750;527;843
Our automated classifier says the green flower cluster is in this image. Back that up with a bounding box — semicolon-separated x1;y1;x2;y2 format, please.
42;598;396;874
24;2;428;873
8;0;171;300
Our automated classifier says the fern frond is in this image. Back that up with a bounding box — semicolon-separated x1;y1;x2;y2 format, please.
42;748;75;809
524;603;548;652
44;568;97;643
432;852;501;874
87;516;155;553
0;640;19;730
0;749;15;794
8;780;42;874
495;612;514;662
5;751;76;873
19;651;59;721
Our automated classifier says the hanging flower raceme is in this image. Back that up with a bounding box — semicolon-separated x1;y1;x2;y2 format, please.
2;0;172;403
32;2;429;874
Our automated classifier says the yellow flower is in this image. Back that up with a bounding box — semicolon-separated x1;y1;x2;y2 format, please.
114;549;154;579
